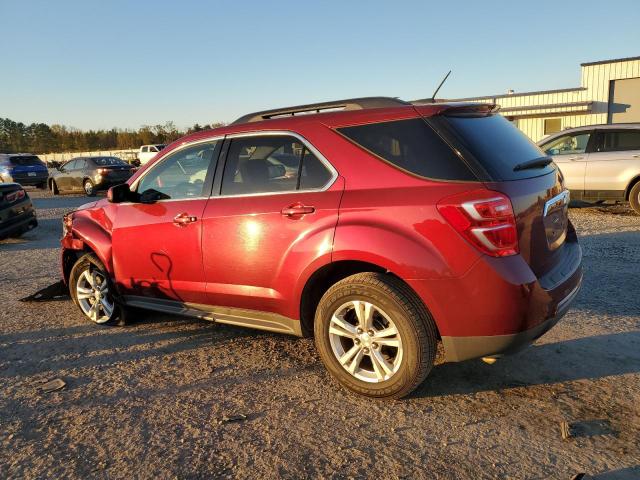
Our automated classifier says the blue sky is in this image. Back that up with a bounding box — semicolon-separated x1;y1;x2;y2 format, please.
1;0;639;130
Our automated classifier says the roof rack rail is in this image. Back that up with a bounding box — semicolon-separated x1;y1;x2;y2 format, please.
231;96;410;125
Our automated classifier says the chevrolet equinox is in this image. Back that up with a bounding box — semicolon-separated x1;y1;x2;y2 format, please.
61;97;583;398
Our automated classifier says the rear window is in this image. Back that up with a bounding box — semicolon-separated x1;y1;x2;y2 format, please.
93;157;127;166
440;114;554;180
337;118;476;181
9;155;44;166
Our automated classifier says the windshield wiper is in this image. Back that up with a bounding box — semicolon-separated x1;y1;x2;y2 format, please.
513;156;553;172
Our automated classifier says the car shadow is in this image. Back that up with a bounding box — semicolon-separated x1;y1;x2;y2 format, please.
0;313;254;380
413;329;640;398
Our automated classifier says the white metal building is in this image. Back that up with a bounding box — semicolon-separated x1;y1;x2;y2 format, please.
427;56;640;142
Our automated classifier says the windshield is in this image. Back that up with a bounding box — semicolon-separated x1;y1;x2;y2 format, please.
438;114;555;180
93;157;127;166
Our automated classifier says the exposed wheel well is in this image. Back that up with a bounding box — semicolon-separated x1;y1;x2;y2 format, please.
626;175;640;200
62;246;97;283
299;260;436;339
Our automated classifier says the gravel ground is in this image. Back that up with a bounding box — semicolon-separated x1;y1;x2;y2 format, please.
1;189;639;479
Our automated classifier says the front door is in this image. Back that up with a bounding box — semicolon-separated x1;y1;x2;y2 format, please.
201;133;342;317
111;139;221;304
542;130;593;195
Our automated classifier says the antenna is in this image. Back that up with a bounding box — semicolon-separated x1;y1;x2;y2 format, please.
430;70;452;102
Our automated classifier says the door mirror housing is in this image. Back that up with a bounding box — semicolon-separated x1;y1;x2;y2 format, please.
107;183;135;203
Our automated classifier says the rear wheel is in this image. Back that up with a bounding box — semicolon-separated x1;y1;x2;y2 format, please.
314;272;437;399
69;253;119;325
629;182;640;215
84;179;96;196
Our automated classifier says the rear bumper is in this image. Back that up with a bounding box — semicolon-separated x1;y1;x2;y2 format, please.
0;204;37;237
8;173;49;186
441;277;581;362
408;237;583;363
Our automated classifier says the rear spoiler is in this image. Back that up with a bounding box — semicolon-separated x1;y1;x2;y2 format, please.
414;102;500;118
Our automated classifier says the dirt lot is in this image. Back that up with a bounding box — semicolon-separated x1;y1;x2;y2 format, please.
1;190;639;479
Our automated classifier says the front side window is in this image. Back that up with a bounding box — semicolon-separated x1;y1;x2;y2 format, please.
63;160;78;171
543;132;591;156
221;135;333;195
137;141;218;200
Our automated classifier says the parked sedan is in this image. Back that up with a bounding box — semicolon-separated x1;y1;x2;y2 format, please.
0;183;37;239
49;157;135;196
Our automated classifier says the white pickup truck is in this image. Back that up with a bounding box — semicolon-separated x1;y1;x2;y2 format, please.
138;144;166;165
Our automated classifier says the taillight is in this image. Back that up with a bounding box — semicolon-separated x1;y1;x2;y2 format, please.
5;189;26;203
437;190;519;257
97;168;109;174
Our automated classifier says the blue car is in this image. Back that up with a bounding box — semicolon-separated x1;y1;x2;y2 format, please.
0;153;49;188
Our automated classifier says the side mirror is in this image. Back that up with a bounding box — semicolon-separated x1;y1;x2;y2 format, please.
107;183;133;203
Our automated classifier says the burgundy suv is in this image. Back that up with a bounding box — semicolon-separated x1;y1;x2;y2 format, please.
61;97;582;398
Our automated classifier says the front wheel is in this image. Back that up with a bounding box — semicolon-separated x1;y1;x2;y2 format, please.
314;272;438;399
84;179;96;196
69;253;119;325
629;182;640;215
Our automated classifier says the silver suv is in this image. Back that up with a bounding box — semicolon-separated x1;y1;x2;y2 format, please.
538;124;640;214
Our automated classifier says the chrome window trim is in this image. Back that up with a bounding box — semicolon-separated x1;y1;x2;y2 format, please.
217;130;339;198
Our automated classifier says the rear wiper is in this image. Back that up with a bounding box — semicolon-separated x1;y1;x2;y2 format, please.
513;156;553;172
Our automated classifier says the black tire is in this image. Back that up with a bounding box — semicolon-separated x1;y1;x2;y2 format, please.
629;182;640;215
69;253;121;326
314;272;438;399
50;180;59;195
83;179;96;196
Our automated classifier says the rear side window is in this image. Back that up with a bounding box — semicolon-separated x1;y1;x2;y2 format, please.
338;118;476;181
9;155;44;166
600;130;640;151
441;114;554;180
221;135;333;195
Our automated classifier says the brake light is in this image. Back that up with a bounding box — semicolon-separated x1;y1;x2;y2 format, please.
97;168;109;174
5;189;25;203
437;190;519;257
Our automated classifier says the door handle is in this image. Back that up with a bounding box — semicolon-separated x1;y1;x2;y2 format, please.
281;203;315;217
568;156;583;161
173;212;198;226
632;154;640;158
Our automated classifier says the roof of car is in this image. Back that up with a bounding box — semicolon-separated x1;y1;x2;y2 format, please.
172;100;496;148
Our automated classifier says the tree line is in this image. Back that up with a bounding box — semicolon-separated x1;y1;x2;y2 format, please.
0;118;225;154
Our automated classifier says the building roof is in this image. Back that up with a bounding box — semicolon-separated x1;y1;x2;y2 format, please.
581;55;640;67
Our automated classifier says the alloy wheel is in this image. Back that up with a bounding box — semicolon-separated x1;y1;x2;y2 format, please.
76;267;114;323
328;300;403;383
84;181;94;195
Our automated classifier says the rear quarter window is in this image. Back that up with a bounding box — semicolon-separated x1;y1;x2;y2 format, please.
337;118;476;181
437;114;554;180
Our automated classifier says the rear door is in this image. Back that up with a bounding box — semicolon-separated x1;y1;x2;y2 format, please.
540;130;594;195
584;129;640;197
201;133;341;315
73;158;88;191
111;139;221;304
